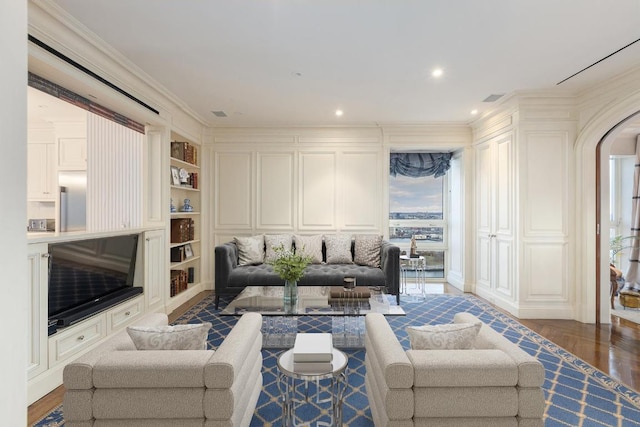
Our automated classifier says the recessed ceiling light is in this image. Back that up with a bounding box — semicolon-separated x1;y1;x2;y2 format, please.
470;109;478;115
335;109;344;117
431;68;444;78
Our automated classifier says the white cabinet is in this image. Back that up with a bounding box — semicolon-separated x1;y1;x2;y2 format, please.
27;243;48;380
106;297;144;332
475;133;515;300
27;143;56;200
58;137;87;170
48;314;106;366
144;229;165;310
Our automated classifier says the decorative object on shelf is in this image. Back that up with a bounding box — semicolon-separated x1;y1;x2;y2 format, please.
179;168;190;184
181;198;194;212
184;243;194;259
170;166;180;186
170;198;176;213
267;244;313;312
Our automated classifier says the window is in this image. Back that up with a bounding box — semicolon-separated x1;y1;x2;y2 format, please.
389;169;447;278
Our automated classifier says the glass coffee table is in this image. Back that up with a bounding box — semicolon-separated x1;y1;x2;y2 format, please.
220;286;405;348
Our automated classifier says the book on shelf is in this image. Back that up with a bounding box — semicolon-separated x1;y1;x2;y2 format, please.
170;245;186;262
170;218;195;243
293;361;333;374
171;141;198;166
293;333;333;362
170;269;188;297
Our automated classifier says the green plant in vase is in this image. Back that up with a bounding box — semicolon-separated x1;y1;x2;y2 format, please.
610;235;637;265
267;244;312;310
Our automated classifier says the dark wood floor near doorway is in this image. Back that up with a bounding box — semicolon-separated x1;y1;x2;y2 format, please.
27;287;640;425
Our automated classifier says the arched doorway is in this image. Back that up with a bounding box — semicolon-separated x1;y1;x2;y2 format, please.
574;90;640;324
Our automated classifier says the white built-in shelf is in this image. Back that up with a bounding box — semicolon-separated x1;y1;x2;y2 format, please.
170;255;201;269
171;185;200;192
169;239;201;248
170;211;201;216
170;157;200;169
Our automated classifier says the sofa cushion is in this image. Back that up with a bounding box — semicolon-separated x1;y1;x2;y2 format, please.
294;234;323;263
127;323;212;350
264;234;293;263
354;234;382;267
324;234;353;264
406;322;481;350
234;235;265;266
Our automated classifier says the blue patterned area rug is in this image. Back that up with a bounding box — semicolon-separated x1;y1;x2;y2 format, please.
33;294;640;427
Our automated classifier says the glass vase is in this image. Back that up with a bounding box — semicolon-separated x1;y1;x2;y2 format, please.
283;279;298;312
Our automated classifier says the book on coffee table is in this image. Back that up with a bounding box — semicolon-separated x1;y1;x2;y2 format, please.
293;333;333;362
329;286;372;301
293;361;333;374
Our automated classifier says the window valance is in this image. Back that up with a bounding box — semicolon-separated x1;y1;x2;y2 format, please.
389;152;452;178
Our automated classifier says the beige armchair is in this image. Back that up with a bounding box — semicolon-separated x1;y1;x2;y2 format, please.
365;312;545;427
63;312;263;427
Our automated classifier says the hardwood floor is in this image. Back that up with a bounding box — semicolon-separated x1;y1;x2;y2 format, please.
519;315;640;392
27;287;640;425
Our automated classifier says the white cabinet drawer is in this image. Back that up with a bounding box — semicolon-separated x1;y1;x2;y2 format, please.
49;315;105;366
107;297;143;332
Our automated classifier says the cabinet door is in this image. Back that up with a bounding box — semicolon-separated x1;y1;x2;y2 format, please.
27;144;56;200
475;134;515;297
475;141;494;291
58;138;87;170
27;243;48;379
145;229;165;310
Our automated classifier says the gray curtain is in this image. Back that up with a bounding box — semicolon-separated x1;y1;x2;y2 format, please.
389;152;452;178
624;142;640;290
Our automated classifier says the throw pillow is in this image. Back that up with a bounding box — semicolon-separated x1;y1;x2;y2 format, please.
324;234;353;264
127;322;212;350
264;234;293;262
354;234;382;267
406;322;482;350
293;234;324;263
234;235;265;266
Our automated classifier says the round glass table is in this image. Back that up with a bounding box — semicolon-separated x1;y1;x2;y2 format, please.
277;347;348;427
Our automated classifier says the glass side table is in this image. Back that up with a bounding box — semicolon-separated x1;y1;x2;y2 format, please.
277;348;348;427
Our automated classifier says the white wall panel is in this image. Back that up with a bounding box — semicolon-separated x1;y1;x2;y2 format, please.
257;152;295;229
523;243;568;300
299;152;336;229
496;239;514;299
215;152;252;229
87;113;143;231
523;131;569;235
476;142;492;233
340;151;380;229
476;236;492;289
145;129;163;224
496;135;513;234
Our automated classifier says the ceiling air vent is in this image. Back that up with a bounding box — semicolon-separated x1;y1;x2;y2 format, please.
211;110;228;118
482;94;504;103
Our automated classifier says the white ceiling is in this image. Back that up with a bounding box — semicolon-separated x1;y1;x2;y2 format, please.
27;86;86;124
43;0;640;127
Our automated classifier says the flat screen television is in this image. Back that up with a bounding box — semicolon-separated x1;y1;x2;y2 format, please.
48;233;142;328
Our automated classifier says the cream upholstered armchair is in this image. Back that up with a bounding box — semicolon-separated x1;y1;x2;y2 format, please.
364;312;545;427
63;312;263;427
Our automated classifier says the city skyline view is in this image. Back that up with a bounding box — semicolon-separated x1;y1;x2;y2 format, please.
389;173;443;214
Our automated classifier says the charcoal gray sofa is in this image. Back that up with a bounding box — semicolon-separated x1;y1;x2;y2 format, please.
214;237;400;308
